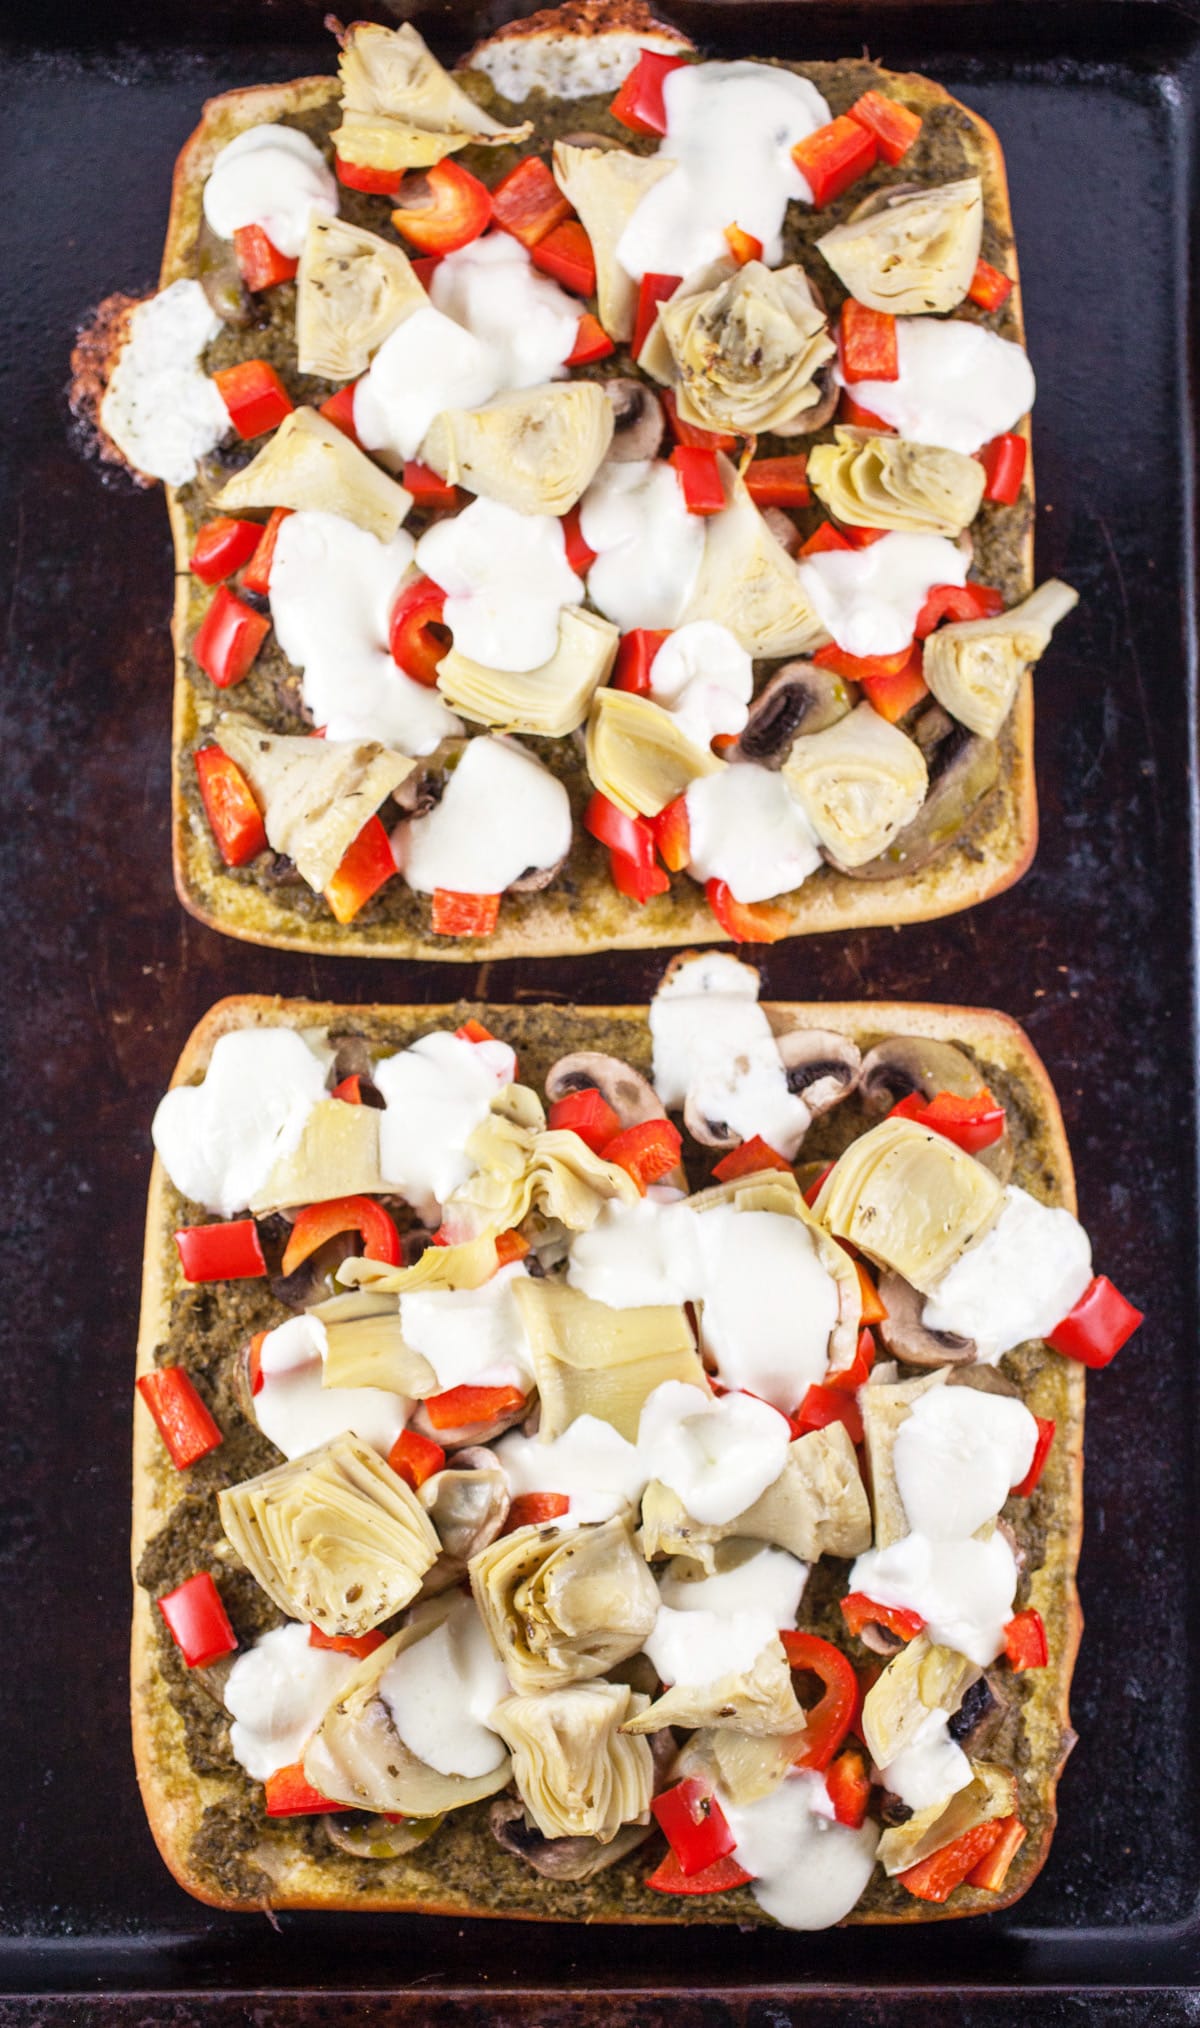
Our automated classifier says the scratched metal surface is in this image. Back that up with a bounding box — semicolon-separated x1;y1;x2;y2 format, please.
0;0;1198;2012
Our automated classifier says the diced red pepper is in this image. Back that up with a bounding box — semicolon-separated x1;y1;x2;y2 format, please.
495;1229;530;1268
136;1368;223;1470
857;649;930;724
456;1018;497;1046
613;628;670;696
490;154;572;247
1048;1276;1143;1368
503;1491;570;1535
780;1630;859;1771
645;1850;752;1895
158;1571;237;1668
632;272;682;359
331;1074;363;1105
389;575;451;687
309;1624;387;1660
799;521;853;558
967;258;1014;313
898;1820;1005;1903
670;446;726;516
839;391;894;431
281;1196;401;1277
661;388;737;452
194;745;267;867
390;161;491;254
803;1162;835;1208
603;1117;683;1192
825;1326;877;1394
706;878;790;944
651;1778;737;1876
1011;1416;1056;1498
609;48;690;135
193;584;270;690
979;432;1027;505
724;222;763;265
247;1330;267;1397
233;224;298;291
531;218;596;296
431;889;501;937
839;299;899;383
336;154;403;196
263;1763;341;1816
712;1135;791;1183
847;90;923;166
403;459;459;510
387;1428;446;1492
791;1383;864;1448
650;793;691;872
840;523;890;551
813;640;916;685
567;313;615;365
324;815;396;924
562;505;597;576
424;1382;527;1431
609;846;670;904
825;1744;871;1829
317;382;361;447
190;516;263;584
174;1220;267;1283
241;506;292;596
967;1815;1027;1891
212;359;294;439
547;1087;622;1153
743;455;811;510
1003;1607;1048;1673
915;582;1005;638
584;791;657;870
855;1260;887;1326
890;1086;1007;1155
792;116;877;207
840;1591;925;1644
410;255;440;290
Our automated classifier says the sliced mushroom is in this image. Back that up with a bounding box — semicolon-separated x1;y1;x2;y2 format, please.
857;1620;907;1658
878;1790;914;1827
544;1050;686;1188
509;843;571;894
728;662;856;768
488;1797;652;1880
995;1517;1027;1579
420;1447;510;1560
324;1810;444;1860
775;1028;861;1115
877;1267;978;1368
857;1034;1013;1183
603;379;665;463
947;1669;1010;1755
835;723;999;883
946;1364;1021;1400
195;216;260;330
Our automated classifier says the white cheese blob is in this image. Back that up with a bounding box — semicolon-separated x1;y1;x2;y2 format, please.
685;763;822;904
472;30;684;105
921;1185;1093;1364
378;1597;510;1778
580;460;704;632
399;1262;535;1393
798;532;968;659
269;511;461;756
393;736;572;897
254;1312;408;1461
723;1770;880;1931
100;280;228;487
648;621;752;748
893;1384;1038;1540
850;1529;1018;1667
354;305;500;464
697;1206;839;1411
225;1623;357;1781
202;124;338;258
415;498;581;672
567;1197;703;1309
152;1026;327;1217
431;233;580;392
658;1543;809;1627
374;1029;515;1224
616;62;830;281
846;318;1036;455
877;1708;973;1815
637;1382;792;1526
650;951;812;1156
494;1415;647;1525
645;1601;775;1688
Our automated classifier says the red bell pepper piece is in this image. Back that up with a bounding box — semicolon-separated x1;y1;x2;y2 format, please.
503;1491;570;1535
661;388;737;452
652;1778;737;1876
855;1260;887;1326
840;523;890;551
317;382;361;447
193;584;270;690
706;878;790;945
424;1382;527;1432
743;455;811;510
723;222;763;266
490;154;572;247
567;312;615;365
390;161;491;254
791;1383;864;1448
531;218;596;296
263;1762;341;1816
136;1368;223;1470
825;1326;877;1393
247;1330;267;1397
456;1017;497;1046
846;90;923;165
840;1591;925;1644
1003;1608;1048;1672
212;359;293;439
803;1162;835;1207
494;1229;530;1268
387;1428;446;1492
324;815;396;924
233;224;298;291
825;1744;871;1828
967;258;1014;312
632;272;682;359
712;1135;791;1183
547;1087;621;1153
241;506;292;596
281;1195;402;1277
609;847;670;904
670;446;726;516
645;1849;752;1895
857;649;929;725
799;521;853;558
562;505;597;576
613;629;670;696
174;1220;267;1283
158;1571;237;1668
309;1624;387;1660
403;459;459;510
609;48;690;135
840;299;899;383
603;1118;683;1192
979;432;1027;505
780;1630;859;1771
331;1073;362;1105
190;516;263;584
814;640;916;685
1011;1416;1056;1498
890;1086;1007;1155
431;889;501;937
967;1815;1027;1891
839;391;895;431
792;117;877;206
650;793;690;872
584;791;657;870
898;1820;1005;1902
194;745;267;867
335;154;403;197
389;575;450;686
915;582;1005;638
1048;1276;1143;1368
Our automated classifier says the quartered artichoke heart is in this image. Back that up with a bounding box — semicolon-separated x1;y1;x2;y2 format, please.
808;429;986;540
551;143;674;345
677;1724;805;1808
469;1512;659;1694
332;20;531;172
783;703;928;869
923;579;1080;739
490;1681;656;1843
681;458;828;658
512;1278;706;1443
686;1173;862;1376
816;178;984;315
585;687;723;821
248;1099;385;1215
860;1629;981;1767
215;712;415;894
623;1635;805;1738
295;216;427;381
214;408;413;543
813;1116;1004;1295
308;1288;437;1398
859;1368;948;1549
437;607;618;739
877;1761;1017;1877
420;383;614;518
640;258;836;436
639;1421;871;1568
218;1433;440;1637
440;1102;639;1245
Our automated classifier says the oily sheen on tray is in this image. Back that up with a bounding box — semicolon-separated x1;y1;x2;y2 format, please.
131;957;1141;1921
89;1;1078;958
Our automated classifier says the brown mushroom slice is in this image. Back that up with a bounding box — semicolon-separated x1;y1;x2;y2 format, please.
729;662;856;769
420;1446;511;1560
834;723;999;884
508;845;570;895
196;215;259;330
877;1268;978;1369
603;379;666;463
324;1810;444;1860
545;1048;687;1189
488;1797;652;1881
858;1037;1013;1184
773;1027;862;1116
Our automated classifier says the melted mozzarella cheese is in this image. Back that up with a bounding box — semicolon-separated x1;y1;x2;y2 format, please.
269;510;461;755
225;1623;358;1780
921;1185;1093;1363
877;1708;973;1814
845;318;1036;455
99;280;228;487
567;1197;702;1309
399;1262;535;1392
648;622;752;748
494;1415;647;1525
472;30;684;104
722;1771;880;1931
798;532;967;658
354;305;500;464
685;763;821;903
378;1596;510;1778
650;951;812;1155
374;1029;514;1223
697;1206;839;1410
254;1312;408;1461
850;1529;1018;1667
893;1384;1038;1540
415;498;581;672
645;1601;775;1687
637;1382;792;1526
430;233;580;392
151;1026;327;1217
202;124;338;258
393;736;572;896
658;1544;809;1626
580;460;704;632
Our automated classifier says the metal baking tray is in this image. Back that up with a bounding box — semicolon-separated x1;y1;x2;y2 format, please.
1;0;1197;2014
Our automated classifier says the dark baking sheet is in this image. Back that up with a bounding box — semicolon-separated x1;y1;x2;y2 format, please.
1;0;1198;2012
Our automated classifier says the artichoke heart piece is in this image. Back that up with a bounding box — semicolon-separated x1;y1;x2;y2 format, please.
552;143;674;346
296;216;427;381
877;1761;1017;1877
218;1434;440;1638
641;259;836;437
586;686;723;820
469;1513;659;1694
333;21;531;171
817;178;984;316
678;1725;804;1807
490;1681;655;1843
420;383;614;519
784;703;928;870
443;1110;639;1246
248;1098;385;1214
623;1635;805;1738
860;1369;948;1548
309;1289;438;1398
860;1630;981;1768
639;1421;871;1568
923;579;1080;740
215;711;415;894
437;607;618;739
814;1116;1003;1295
513;1278;705;1443
338;1230;510;1297
682;457;828;658
214;408;412;543
808;430;985;540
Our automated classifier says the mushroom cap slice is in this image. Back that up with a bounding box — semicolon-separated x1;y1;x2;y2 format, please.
876;1268;978;1369
860;1035;989;1111
215;711;415;894
332;21;531;171
784;703;928;870
923;579;1079;739
552;142;674;345
544;1051;688;1190
586;687;723;820
420;381;614;518
490;1681;655;1843
419;1447;510;1561
682;457;828;658
813;1116;1003;1295
488;1797;653;1881
639;1420;871;1568
808;429;985;539
469;1513;659;1694
437;606;618;739
214;407;413;542
603;378;666;462
512;1278;705;1443
770;1024;862;1116
622;1635;805;1738
816;178;984;316
729;660;855;768
296;216;427;381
